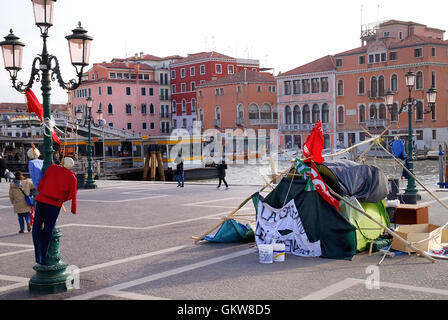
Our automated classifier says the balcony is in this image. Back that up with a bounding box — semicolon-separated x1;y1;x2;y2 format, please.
235;117;244;126
248;119;277;126
279;124;300;131
160;113;171;119
160;95;171;101
368;90;385;99
366;119;387;128
214;119;221;128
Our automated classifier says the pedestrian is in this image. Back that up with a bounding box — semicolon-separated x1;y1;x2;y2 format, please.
174;152;184;187
216;159;229;190
27;148;44;192
9;171;34;233
0;155;6;183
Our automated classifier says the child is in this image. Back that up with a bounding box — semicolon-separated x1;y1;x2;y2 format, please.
9;171;35;233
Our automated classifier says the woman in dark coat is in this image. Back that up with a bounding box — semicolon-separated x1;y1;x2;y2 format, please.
0;156;6;183
216;160;229;189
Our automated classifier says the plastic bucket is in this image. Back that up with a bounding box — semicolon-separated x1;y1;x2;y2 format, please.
258;244;273;264
273;243;285;262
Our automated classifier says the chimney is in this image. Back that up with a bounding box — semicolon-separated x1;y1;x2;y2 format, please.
140;52;144;59
244;68;247;82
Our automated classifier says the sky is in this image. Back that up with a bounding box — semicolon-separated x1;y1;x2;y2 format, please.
0;0;447;104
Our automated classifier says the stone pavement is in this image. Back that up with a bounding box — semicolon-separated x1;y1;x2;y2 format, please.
0;179;448;301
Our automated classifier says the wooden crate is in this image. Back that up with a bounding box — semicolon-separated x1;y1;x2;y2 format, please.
395;204;429;225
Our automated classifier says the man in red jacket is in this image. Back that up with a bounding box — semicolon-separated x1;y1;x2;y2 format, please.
32;158;77;265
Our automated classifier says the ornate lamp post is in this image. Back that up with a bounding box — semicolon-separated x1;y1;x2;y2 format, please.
384;69;437;204
0;0;93;172
0;0;93;294
75;97;97;189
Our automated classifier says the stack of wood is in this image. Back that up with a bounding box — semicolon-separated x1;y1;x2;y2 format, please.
142;144;165;181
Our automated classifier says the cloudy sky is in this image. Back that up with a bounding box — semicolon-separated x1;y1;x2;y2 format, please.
0;0;447;104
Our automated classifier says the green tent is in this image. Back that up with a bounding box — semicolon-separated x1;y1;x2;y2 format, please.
339;197;390;252
204;219;255;243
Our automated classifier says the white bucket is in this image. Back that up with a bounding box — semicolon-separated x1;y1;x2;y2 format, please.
258;244;273;264
273;243;286;262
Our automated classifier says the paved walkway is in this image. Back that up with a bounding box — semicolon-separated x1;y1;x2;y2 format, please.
0;179;448;301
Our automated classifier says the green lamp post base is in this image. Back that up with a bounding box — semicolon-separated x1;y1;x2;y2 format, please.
84;181;97;189
29;227;74;294
400;193;421;205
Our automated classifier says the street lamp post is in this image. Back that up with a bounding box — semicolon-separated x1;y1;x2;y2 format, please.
0;0;93;294
385;69;437;204
0;0;93;172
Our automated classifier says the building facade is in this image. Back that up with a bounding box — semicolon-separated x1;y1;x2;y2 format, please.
170;51;259;133
73;60;161;137
276;55;337;151
335;20;448;151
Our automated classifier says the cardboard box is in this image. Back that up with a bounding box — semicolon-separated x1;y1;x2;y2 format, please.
392;224;442;253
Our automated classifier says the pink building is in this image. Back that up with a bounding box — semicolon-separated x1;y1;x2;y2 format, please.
73;60;161;136
276;55;337;151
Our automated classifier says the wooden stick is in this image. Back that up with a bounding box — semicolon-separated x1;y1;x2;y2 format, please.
368;241;374;256
328;186;436;263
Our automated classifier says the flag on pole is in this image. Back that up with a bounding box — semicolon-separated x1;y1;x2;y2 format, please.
302;120;325;164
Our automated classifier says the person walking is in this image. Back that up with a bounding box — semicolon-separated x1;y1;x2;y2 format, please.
27;148;44;191
9;171;34;233
0;155;6;183
174;152;184;187
216;159;229;190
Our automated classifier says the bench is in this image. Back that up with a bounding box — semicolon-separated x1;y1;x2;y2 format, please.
394;204;429;225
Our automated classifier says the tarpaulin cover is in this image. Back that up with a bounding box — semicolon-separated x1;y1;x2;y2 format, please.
254;178;357;260
320;159;388;203
205;219;255;243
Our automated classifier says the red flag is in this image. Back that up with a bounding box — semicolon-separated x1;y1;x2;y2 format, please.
25;89;44;122
25;89;60;145
303;120;325;163
309;162;340;211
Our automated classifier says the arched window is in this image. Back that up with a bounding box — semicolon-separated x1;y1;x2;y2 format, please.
215;106;221;120
171;100;176;113
358;77;365;94
390;103;398;122
337;80;344;96
293;105;300;124
294;135;302;149
303;104;310;123
284;105;291;124
391;74;398;92
182;99;186;113
107;103;113;114
378;75;385;97
370;104;377;119
416;101;424;120
337;106;344;124
237;104;244;119
273;106;278;120
416;71;423;90
191;98;196;112
312;104;320;123
249;104;259;120
261;104;272;119
378;103;386;120
322;103;330;123
359;105;366;123
370;76;377;97
199;108;204;122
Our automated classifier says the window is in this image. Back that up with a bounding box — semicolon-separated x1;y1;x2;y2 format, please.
126;87;131;95
378;75;385;97
181;83;186;93
311;78;319;93
381;53;386;62
320;78;329;92
141;87;146;96
302;79;310;94
370;77;377;97
98;86;102;95
290;80;299;95
109;72;116;79
190;67;195;76
126;104;132;114
399;32;403;40
391;74;398;92
171;70;176;79
416;71;423;90
416;130;423;141
181;68;186;78
182;100;186;113
228;65;234;74
108;104;113;114
257;85;262;92
237;86;242;93
215;64;222;74
191;99;196;112
303;105;310;123
141;104;147;114
312;104;320;123
389;51;397;61
432;129;437;140
200;65;205;75
390;103;399;122
127;123;132;130
414;48;423;58
432;47;436;57
190;82;196;91
431;71;436;88
358;77;365;95
358;105;366;123
150;123;154;129
415;101;424;121
149;88;154;96
293;105;300;124
322;104;330;123
432;104;436;121
384;31;390;37
337;80;344;96
142;122;147;130
378;104;386;120
171;84;176;94
368;54;374;64
358;56;365;65
336;59;343;67
337;106;344;124
108;123;114;128
249;104;259;120
150;104;154;114
284;105;291;124
284;81;291;95
182;119;186;128
107;86;112;95
369;104;377;119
